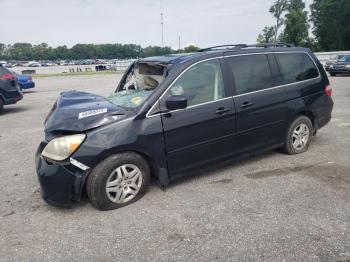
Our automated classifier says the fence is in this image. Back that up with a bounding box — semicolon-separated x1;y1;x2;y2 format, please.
314;51;350;65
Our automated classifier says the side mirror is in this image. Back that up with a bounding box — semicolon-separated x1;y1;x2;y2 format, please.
165;95;187;111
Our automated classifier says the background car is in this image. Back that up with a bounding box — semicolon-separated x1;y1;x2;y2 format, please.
325;54;346;71
12;71;35;91
329;55;350;76
0;66;23;112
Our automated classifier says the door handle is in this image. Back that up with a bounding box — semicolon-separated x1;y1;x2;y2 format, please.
215;107;230;115
240;101;254;109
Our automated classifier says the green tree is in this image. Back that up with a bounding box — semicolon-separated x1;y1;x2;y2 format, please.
269;0;289;42
257;26;275;43
310;0;350;51
54;45;71;60
183;45;199;53
0;43;5;59
141;46;173;57
32;43;52;60
8;43;33;60
282;0;309;46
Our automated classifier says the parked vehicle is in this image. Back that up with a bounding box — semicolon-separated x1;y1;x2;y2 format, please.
12;71;35;90
0;66;23;112
325;55;347;71
329;55;350;76
36;43;333;210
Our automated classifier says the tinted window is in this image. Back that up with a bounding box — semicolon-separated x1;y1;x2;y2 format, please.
166;59;225;107
275;53;319;84
226;54;272;95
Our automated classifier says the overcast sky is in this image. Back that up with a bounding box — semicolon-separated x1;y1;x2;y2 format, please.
1;0;313;49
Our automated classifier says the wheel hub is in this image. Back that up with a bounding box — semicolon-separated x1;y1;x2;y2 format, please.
292;123;310;150
105;164;142;204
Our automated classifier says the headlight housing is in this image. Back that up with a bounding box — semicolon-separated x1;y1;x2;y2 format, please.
346;65;350;69
42;134;86;161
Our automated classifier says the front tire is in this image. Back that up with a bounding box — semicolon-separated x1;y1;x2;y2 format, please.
282;116;313;155
330;72;336;76
86;152;150;211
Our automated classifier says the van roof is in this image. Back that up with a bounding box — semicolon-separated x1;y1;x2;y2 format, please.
139;44;311;65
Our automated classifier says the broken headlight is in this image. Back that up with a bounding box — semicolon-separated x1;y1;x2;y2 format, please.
42;134;86;161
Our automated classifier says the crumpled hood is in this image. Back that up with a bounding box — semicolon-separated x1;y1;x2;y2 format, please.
45;90;131;136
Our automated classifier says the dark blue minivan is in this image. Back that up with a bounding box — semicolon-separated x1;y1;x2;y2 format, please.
36;44;333;210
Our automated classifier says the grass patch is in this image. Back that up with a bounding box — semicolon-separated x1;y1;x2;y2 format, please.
33;71;124;78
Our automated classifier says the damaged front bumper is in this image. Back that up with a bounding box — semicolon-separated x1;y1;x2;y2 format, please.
35;142;90;207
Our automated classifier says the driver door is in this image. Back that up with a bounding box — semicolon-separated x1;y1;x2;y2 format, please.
160;59;236;177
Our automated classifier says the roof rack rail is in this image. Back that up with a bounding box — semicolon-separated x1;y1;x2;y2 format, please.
246;42;294;48
198;42;294;52
198;44;248;52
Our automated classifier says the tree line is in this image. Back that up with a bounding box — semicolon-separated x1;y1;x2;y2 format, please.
0;43;199;61
257;0;350;51
1;0;348;60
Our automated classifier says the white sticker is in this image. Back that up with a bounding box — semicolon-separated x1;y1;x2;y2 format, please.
78;108;107;119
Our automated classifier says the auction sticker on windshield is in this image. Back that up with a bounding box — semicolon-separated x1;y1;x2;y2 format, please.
78;108;107;119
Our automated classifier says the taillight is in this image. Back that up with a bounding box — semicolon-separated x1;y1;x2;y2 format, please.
0;73;15;80
324;85;332;97
28;75;32;81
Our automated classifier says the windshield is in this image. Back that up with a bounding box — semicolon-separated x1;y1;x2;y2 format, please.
336;55;345;60
106;89;153;109
338;56;350;62
107;62;167;109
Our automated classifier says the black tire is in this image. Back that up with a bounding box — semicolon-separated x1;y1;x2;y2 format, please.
86;152;150;211
0;98;3;113
330;72;336;76
281;116;313;155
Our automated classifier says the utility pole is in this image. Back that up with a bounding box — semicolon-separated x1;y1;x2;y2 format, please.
178;36;181;50
160;7;164;47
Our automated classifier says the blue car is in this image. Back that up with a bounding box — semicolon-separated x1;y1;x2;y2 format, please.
12;71;35;90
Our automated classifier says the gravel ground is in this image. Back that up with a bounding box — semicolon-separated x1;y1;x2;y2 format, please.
0;74;349;262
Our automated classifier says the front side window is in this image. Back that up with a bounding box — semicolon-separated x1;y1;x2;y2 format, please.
165;59;225;107
226;54;273;95
275;53;319;84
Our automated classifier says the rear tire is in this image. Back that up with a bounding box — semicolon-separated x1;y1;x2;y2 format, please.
282;116;313;155
330;72;336;76
86;152;150;211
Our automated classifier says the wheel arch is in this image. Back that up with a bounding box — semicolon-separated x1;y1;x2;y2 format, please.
298;110;317;129
82;149;169;195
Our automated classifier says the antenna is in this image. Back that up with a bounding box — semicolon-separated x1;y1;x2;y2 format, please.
160;1;164;47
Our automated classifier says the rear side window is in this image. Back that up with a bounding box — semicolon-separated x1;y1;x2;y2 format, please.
226;54;273;95
275;53;319;84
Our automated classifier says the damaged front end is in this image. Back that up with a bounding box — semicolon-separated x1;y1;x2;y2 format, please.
35;142;89;207
36;60;169;207
44;90;131;140
37;91;131;207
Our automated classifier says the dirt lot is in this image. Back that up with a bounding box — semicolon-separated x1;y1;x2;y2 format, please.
0;74;349;262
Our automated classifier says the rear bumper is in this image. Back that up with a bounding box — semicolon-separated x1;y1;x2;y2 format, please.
318;97;334;129
329;68;350;74
35;142;89;207
19;81;35;89
4;91;23;105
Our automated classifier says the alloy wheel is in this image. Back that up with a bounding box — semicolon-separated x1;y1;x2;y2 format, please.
292;123;310;151
105;164;142;203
